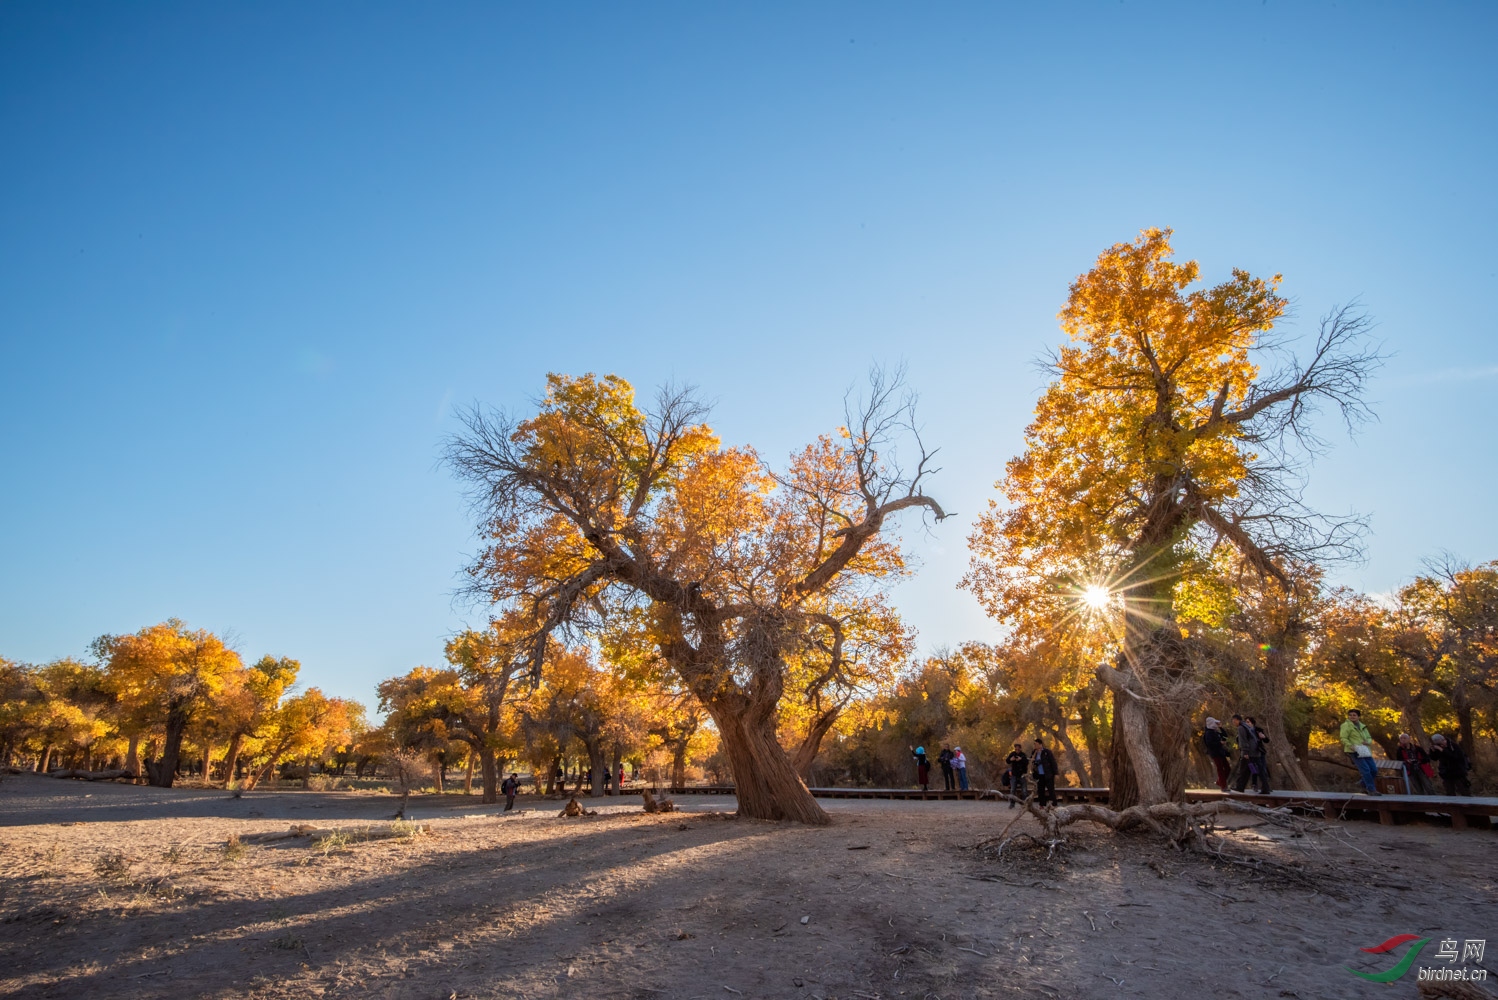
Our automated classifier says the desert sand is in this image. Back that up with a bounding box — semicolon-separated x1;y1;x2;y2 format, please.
1;772;1493;999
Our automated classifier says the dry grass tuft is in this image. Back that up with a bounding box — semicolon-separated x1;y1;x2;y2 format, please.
92;852;132;879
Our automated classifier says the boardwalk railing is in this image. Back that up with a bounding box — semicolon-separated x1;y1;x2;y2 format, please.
630;784;1497;830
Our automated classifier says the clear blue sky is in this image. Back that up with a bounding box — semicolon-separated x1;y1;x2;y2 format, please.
3;2;1495;711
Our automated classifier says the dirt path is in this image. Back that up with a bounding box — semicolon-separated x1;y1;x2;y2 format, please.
1;773;1493;999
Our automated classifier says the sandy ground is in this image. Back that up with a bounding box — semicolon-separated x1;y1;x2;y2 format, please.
1;773;1494;1000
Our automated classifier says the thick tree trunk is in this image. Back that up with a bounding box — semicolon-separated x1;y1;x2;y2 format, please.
153;711;190;788
463;752;475;795
586;742;606;797
671;740;688;790
223;734;244;787
38;746;53;772
202;738;215;785
1256;667;1315;791
709;697;829;825
431;755;444;793
1100;663;1171;809
479;746;499;805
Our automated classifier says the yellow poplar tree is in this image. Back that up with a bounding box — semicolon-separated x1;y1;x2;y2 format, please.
966;229;1377;815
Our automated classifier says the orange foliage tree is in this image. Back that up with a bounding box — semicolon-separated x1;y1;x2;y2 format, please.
446;369;945;824
94;620;245;787
966;229;1378;814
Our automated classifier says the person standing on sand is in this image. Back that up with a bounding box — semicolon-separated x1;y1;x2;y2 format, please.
1395;734;1436;795
952;747;969;791
1429;734;1473;796
1203;718;1231;792
1339;709;1381;795
501;772;520;812
937;746;955;791
1005;743;1029;806
1031;738;1057;807
911;746;930;791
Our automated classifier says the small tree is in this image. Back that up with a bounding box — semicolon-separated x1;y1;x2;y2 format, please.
437;625;532;804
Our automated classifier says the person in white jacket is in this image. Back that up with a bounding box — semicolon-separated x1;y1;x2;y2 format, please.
951;747;969;791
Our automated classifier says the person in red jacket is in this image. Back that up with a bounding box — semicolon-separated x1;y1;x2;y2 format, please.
1395;733;1436;795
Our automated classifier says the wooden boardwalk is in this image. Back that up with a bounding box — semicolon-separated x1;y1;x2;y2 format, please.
639;785;1498;830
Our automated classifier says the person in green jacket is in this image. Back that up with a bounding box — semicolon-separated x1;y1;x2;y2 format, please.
1339;709;1380;794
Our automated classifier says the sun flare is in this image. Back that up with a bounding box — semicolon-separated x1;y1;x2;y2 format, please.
1082;584;1112;610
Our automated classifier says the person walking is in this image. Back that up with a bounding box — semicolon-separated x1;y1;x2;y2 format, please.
1339;709;1381;795
911;746;930;792
1230;714;1269;794
1395;734;1436;795
937;746;956;791
1031;738;1058;807
1203;718;1231;792
952;747;969;791
1429;734;1473;796
1005;743;1029;806
501;772;520;812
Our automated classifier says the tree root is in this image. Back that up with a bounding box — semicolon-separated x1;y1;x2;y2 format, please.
1008;797;1306;852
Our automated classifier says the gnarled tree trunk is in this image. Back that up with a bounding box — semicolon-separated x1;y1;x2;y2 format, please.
706;690;828;825
1100;640;1185;811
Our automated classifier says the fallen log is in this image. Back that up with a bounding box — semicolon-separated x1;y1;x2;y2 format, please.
46;768;133;781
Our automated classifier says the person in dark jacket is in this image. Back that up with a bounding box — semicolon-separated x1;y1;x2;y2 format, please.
910;746;930;792
1005;743;1030;806
1429;734;1473;796
937;746;956;791
1395;733;1436;795
1202;718;1231;791
1230;714;1269;794
1031;738;1058;807
501;772;520;812
1247;717;1273;792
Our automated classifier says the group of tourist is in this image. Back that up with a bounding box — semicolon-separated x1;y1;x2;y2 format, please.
1202;707;1476;798
1202;714;1273;794
1339;708;1473;796
909;737;1060;806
